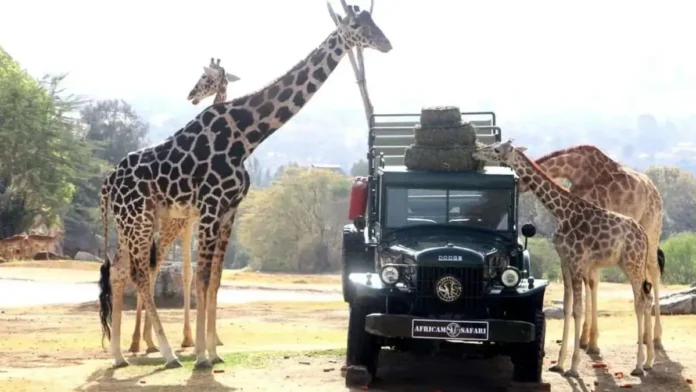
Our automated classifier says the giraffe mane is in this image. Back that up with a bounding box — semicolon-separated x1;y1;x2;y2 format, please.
218;31;340;108
516;149;595;207
534;145;599;164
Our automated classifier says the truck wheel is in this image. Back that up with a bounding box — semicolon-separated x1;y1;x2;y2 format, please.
345;301;381;387
511;309;545;383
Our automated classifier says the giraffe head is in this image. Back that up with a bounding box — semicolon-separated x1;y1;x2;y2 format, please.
187;58;241;105
327;0;392;53
472;139;528;166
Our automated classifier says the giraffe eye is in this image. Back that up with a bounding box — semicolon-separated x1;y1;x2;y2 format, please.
494;148;500;153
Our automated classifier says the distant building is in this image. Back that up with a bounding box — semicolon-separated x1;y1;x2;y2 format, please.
310;164;346;175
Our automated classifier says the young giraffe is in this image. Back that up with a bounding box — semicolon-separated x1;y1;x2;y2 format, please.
523;145;665;352
128;58;240;354
98;3;392;369
473;139;655;378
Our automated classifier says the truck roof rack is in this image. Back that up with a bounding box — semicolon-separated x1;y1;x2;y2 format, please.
369;111;502;167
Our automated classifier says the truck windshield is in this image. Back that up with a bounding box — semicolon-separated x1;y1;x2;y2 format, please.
384;187;513;231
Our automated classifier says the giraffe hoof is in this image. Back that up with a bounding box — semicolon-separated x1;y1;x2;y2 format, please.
630;368;645;377
210;356;224;365
654;340;664;350
165;359;183;369
548;365;564;373
113;360;130;369
181;339;194;348
579;342;589;350
216;340;224;346
644;364;653;371
586;347;601;355
145;346;160;354
194;359;213;369
128;343;140;353
562;369;580;378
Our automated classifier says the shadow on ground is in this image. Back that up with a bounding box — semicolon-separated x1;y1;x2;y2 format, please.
351;350;516;392
74;354;236;392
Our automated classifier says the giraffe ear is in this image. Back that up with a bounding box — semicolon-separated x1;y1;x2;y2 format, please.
226;73;241;82
517;146;528;153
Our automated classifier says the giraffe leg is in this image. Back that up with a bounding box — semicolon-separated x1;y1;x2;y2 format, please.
193;228;217;369
181;220;195;348
631;283;647;376
109;261;129;368
579;277;591;350
651;268;663;350
128;293;143;353
550;267;573;374
142;267;160;354
564;276;583;378
644;299;655;370
127;220;180;368
587;269;601;355
206;215;235;364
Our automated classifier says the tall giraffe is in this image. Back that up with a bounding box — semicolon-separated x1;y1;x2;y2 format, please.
97;4;392;369
524;145;665;352
473;139;655;378
128;58;239;354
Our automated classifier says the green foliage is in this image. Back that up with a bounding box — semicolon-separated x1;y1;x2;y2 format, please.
350;159;368;176
644;166;696;238
0;49;98;236
526;237;561;281
660;232;696;285
236;167;349;272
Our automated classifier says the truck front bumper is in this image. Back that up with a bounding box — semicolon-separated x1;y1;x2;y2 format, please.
365;313;535;343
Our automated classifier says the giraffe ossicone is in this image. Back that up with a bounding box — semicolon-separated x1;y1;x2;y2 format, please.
98;1;392;370
473;139;655;378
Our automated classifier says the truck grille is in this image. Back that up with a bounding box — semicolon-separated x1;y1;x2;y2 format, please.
414;266;485;317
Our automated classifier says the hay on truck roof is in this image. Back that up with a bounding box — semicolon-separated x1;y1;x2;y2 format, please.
404;144;485;172
413;122;478;147
419;106;462;128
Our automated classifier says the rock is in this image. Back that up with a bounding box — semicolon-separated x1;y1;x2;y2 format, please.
124;262;196;308
655;287;696;315
543;306;564;320
74;251;102;262
32;251;68;260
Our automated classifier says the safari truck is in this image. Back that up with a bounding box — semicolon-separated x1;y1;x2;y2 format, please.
341;110;547;387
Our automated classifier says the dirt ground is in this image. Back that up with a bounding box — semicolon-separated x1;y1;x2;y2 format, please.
0;263;695;391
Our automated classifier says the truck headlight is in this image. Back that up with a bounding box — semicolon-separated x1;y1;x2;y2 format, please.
500;267;521;288
379;265;400;285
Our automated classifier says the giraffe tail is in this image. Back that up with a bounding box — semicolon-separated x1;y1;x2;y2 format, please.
657;247;665;277
98;256;112;350
98;175;113;350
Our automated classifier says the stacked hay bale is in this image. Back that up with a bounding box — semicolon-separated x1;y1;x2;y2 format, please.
404;106;485;171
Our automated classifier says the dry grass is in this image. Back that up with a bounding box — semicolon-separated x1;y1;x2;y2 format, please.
0;259;341;287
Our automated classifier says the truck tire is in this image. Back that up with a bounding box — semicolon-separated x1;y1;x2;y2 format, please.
511;309;546;383
345;301;381;387
342;225;372;303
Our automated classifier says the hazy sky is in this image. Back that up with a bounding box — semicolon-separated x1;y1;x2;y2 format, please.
3;0;695;129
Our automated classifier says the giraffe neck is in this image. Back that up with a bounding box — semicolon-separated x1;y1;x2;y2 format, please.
214;91;226;104
511;149;587;218
534;145;617;187
220;30;348;159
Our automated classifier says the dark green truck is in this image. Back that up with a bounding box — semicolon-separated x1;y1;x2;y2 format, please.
342;111;547;387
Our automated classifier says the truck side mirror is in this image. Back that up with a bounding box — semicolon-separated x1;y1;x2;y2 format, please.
521;223;536;250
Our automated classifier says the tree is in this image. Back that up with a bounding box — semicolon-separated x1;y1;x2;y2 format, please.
660;232;696;285
644;166;696;238
80;99;149;165
236;167;350;272
63;99;150;256
350;159;368;176
0;48;96;237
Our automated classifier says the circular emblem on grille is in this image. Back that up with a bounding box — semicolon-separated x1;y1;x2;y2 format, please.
445;322;461;338
435;275;462;302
